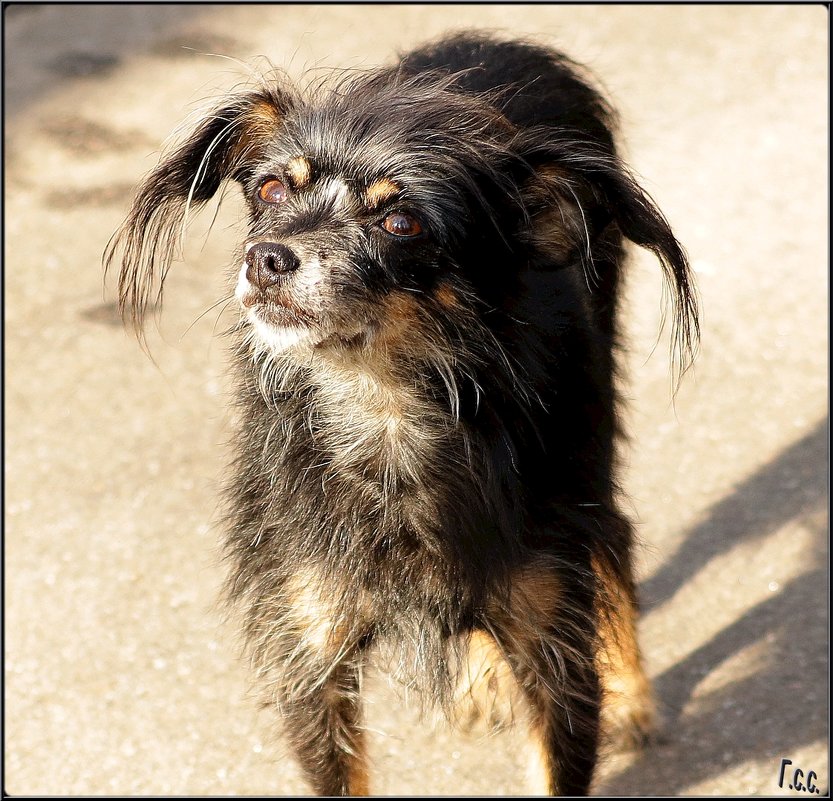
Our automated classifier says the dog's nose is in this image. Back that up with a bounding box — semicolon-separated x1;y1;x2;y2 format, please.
245;242;300;289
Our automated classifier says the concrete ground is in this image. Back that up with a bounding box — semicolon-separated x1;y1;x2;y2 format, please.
3;4;828;796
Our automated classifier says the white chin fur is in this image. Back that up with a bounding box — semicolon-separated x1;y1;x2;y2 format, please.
247;313;311;353
236;261;312;354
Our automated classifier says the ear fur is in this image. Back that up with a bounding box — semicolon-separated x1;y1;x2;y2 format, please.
103;88;290;336
522;137;700;383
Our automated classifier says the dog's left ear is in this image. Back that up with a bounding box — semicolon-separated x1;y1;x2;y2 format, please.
522;137;700;383
104;88;291;336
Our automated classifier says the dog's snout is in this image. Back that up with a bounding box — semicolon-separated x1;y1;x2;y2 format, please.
245;242;300;289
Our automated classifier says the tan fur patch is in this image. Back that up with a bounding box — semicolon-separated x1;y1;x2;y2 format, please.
233;99;283;158
525;720;556;795
248;98;283;129
501;563;565;793
454;630;517;732
434;282;459;310
285;568;344;654
512;563;563;623
377;290;422;347
364;177;400;209
524;164;584;260
347;759;370;796
286;156;312;189
530;207;576;259
593;555;655;746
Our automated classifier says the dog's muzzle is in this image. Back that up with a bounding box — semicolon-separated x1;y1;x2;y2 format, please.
245;242;300;291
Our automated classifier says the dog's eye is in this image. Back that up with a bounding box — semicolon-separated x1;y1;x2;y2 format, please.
382;212;423;238
258;178;289;205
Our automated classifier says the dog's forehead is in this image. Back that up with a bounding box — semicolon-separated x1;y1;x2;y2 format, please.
252;87;486;232
275;91;433;181
257;111;406;208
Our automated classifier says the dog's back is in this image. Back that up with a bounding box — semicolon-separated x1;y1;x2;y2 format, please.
398;33;616;143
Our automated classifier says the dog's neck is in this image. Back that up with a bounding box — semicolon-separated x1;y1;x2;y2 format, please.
305;345;456;491
241;317;470;502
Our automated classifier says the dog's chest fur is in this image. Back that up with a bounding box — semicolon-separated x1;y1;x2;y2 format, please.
233;347;487;581
310;355;453;498
229;348;494;699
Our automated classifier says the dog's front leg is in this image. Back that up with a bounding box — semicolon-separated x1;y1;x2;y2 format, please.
254;571;371;796
594;551;656;749
279;650;369;796
491;561;601;795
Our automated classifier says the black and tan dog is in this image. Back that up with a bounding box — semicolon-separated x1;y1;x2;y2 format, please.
106;31;698;795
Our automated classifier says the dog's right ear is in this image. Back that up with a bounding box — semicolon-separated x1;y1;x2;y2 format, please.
104;88;291;336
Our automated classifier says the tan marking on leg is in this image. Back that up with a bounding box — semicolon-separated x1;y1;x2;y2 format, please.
525;719;556;795
498;560;598;794
508;564;562;793
347;753;370;796
454;630;516;731
364;177;400;209
593;554;656;748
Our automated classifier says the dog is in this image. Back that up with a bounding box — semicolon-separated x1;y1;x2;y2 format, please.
105;31;699;795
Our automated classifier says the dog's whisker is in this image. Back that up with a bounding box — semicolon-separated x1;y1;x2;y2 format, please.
179;294;235;341
210;296;238;338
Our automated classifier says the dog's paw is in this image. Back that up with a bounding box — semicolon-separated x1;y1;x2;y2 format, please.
600;681;660;751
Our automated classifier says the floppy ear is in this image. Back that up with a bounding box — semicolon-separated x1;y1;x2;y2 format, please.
103;88;290;335
598;158;700;384
522;136;700;384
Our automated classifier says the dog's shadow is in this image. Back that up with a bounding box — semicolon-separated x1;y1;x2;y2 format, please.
596;417;828;795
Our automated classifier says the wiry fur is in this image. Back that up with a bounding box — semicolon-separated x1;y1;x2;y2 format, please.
105;32;699;795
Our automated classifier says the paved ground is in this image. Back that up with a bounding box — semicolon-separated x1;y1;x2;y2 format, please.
3;4;828;796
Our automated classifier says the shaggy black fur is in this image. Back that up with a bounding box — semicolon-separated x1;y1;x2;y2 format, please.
105;31;698;795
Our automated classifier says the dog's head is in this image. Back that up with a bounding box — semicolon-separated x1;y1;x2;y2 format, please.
225;71;533;358
105;55;698;383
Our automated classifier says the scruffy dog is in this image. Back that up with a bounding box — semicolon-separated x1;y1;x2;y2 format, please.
106;32;698;795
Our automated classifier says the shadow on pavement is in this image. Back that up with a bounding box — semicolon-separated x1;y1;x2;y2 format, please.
3;5;216;117
599;418;828;794
642;419;828;609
